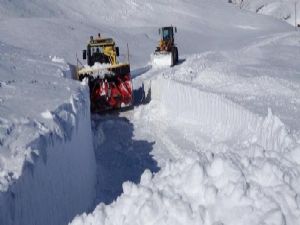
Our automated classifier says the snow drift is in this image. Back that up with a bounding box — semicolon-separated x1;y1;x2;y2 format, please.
71;152;300;225
150;77;294;153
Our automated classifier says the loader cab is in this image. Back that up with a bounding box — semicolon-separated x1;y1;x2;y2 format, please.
159;26;177;41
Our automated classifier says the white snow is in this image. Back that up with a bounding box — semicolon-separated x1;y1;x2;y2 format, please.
229;0;300;26
80;63;114;79
51;56;66;64
0;0;300;225
151;53;173;68
69;0;300;225
0;42;96;224
71;74;300;224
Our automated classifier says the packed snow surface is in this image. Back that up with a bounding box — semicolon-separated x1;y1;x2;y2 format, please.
0;0;300;225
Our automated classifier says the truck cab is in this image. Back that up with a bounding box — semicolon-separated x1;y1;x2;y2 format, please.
82;34;120;66
77;34;133;112
159;26;177;42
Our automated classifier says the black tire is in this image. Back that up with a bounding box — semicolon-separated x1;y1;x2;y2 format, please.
171;50;175;66
171;47;176;66
171;47;178;66
174;47;179;64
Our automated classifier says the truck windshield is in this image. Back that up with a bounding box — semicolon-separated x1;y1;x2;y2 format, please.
163;30;170;40
162;28;173;40
91;47;101;53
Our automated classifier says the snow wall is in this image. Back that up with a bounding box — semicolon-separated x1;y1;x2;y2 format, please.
151;77;294;152
0;85;97;225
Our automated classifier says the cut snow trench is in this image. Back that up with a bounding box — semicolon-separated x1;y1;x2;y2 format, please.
0;53;157;225
70;74;300;225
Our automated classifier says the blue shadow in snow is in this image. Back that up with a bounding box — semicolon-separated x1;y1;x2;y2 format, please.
133;83;151;107
92;115;159;205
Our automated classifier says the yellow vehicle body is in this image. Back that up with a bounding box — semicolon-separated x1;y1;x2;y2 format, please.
77;34;122;80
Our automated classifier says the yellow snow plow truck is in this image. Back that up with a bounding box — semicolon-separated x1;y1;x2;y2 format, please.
76;34;133;112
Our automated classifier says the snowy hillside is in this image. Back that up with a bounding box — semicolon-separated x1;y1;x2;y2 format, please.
229;0;300;26
0;0;292;66
0;0;300;225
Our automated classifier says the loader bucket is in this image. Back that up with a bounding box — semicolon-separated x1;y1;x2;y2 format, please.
151;52;173;67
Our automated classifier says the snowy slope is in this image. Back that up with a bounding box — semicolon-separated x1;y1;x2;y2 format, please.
229;0;300;26
0;0;292;67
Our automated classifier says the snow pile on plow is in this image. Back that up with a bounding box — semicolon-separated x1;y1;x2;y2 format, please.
151;53;172;68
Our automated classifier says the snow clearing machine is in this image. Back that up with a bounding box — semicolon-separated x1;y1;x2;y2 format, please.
76;34;133;112
151;26;179;67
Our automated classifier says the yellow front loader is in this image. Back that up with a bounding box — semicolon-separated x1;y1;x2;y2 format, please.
151;26;179;67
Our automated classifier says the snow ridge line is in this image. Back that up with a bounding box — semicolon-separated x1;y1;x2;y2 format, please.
151;77;295;153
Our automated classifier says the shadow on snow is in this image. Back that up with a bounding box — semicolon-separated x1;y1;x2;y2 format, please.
133;82;151;107
92;114;158;205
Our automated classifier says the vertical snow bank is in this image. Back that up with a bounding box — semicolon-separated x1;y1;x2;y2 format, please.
0;85;96;225
0;40;97;225
151;77;294;152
